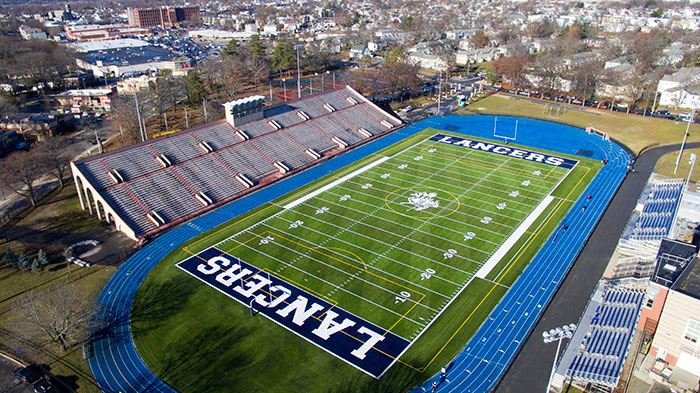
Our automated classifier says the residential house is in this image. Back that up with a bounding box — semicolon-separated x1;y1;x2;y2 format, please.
657;67;700;110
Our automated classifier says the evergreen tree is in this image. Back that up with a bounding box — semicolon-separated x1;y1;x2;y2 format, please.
248;35;266;66
36;249;49;269
272;39;296;74
3;248;18;269
185;72;207;106
17;252;30;270
223;39;240;57
31;258;41;272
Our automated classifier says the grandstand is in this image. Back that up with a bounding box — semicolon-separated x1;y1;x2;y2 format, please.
70;86;403;241
553;281;646;391
624;179;686;242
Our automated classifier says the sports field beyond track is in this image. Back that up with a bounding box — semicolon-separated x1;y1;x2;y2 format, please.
132;127;599;392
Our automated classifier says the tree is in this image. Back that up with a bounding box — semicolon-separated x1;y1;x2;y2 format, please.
0;150;44;207
470;30;491;49
37;136;70;188
185;72;207;106
2;248;18;269
35;249;49;269
248;35;267;68
384;47;406;65
399;16;414;31
223;39;241;57
527;19;556;39
381;62;420;101
15;286;95;352
493;52;532;87
110;91;147;145
272;39;297;75
17;252;30;270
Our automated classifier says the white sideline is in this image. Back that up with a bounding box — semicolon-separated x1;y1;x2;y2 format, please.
282;156;391;209
475;195;555;279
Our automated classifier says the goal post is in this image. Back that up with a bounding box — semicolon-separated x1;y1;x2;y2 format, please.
586;126;610;141
493;116;518;143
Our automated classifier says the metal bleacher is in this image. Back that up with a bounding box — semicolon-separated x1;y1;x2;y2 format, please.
626;179;686;241
564;285;645;388
73;86;402;240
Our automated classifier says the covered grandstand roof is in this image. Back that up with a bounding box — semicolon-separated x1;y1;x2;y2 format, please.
71;86;403;241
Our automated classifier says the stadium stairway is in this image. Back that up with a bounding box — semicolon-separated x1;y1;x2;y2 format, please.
87;115;629;393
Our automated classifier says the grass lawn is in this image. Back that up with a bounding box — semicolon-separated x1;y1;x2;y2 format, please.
133;129;598;393
462;94;700;154
654;147;700;182
0;185;129;392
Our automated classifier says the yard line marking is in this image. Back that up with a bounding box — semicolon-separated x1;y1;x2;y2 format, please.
475;195;555;279
259;219;464;292
283;156;392;209
221;230;431;327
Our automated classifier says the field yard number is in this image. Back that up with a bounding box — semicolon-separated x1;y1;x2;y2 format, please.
414;155;423;161
443;248;458;259
428;148;436;153
339;194;352;202
395;291;411;304
464;232;476;241
380;173;391;179
497;202;507;210
421;268;436;280
521;180;531;187
361;183;373;189
289;220;304;229
398;164;408;170
315;206;329;215
481;216;493;224
533;170;542;176
259;235;274;245
509;190;520;198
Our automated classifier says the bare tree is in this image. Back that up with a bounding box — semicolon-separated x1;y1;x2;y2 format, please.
15;286;95;352
37;136;71;188
0;150;45;207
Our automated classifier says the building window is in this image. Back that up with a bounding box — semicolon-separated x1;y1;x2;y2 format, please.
683;319;700;344
645;297;654;308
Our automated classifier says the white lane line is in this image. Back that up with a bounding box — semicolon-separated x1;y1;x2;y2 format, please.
283;156;391;209
475;195;554;279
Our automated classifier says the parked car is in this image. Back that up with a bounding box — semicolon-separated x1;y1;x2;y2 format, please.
584;99;598;107
33;378;59;393
14;366;42;384
679;112;693;122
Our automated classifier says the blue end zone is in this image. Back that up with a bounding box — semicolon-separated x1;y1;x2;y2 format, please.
429;133;578;169
88;114;630;393
176;247;409;378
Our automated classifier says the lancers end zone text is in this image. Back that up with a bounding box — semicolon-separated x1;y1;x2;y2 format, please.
175;133;579;378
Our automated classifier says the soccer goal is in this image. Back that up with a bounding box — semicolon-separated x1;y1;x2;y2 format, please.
586;126;610;141
493;116;518;143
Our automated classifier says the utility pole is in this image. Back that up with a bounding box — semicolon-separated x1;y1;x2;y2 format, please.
132;89;145;142
202;97;208;123
436;71;442;115
184;106;189;129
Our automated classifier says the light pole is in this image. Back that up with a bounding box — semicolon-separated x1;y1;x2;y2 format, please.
674;109;695;175
542;323;576;393
282;79;287;102
295;44;304;99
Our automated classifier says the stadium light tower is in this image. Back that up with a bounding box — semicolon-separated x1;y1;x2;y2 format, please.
542;323;576;393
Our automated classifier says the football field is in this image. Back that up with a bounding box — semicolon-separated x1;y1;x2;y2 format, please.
173;132;580;378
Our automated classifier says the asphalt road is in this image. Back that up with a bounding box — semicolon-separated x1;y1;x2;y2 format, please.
496;141;700;393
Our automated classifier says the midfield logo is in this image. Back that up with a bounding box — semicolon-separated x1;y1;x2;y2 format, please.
177;247;410;378
401;191;440;211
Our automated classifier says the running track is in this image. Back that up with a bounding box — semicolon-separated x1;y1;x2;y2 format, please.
87;115;629;393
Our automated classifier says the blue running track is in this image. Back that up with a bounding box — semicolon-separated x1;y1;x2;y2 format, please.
87;115;629;393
